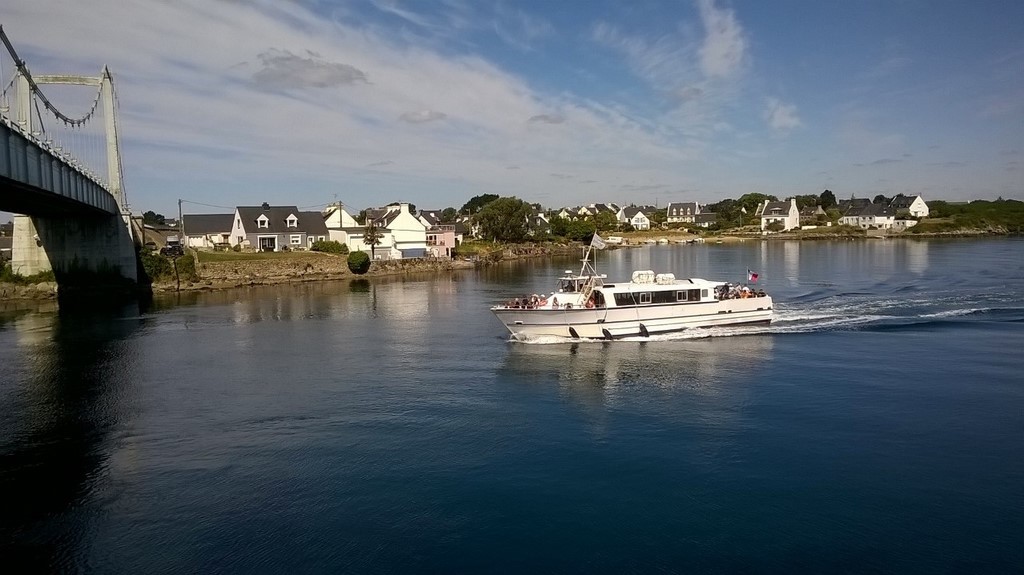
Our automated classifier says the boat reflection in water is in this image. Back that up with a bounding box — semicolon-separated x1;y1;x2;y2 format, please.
500;331;775;430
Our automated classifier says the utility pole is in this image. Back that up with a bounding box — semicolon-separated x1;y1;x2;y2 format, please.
178;199;184;240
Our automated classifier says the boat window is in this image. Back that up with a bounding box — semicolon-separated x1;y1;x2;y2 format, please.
639;292;652;304
687;289;701;301
653;291;676;304
701;289;708;298
676;291;685;302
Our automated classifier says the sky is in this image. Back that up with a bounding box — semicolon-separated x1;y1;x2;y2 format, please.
3;0;1023;217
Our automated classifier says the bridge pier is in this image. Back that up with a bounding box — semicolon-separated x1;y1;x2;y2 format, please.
12;214;138;285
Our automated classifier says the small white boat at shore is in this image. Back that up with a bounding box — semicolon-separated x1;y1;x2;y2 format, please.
491;241;772;340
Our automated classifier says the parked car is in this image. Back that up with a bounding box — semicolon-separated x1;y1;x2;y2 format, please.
160;236;184;257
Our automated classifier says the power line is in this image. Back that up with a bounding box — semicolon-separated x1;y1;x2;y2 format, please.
179;199;236;210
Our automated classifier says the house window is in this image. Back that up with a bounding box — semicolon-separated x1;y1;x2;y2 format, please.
236;218;241;229
257;216;269;228
290;234;302;245
286;216;297;228
318;236;325;242
237;236;244;243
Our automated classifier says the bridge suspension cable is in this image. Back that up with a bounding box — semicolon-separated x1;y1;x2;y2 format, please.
0;25;103;127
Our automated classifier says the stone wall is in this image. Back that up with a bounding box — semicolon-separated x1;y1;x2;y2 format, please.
154;253;471;291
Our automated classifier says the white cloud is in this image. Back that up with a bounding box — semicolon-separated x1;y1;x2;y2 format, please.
696;0;746;78
764;98;802;132
399;110;447;123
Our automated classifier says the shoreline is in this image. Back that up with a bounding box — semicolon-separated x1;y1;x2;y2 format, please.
0;232;1016;303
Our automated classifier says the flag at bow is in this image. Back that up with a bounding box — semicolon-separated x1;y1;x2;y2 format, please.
747;269;759;283
590;233;607;249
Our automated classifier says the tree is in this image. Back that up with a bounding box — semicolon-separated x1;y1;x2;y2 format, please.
460;194;499;215
873;194;890;205
737;193;777;215
441;207;458;223
649;208;667;226
794;195;819;210
475;196;533;242
594;211;619;232
549;215;571;237
565;219;597;241
389;202;416;214
819;189;837;209
363;221;383;258
143;211;166;225
705;198;741;229
347;251;370;274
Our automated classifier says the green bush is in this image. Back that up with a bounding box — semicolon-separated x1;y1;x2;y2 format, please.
311;240;348;254
175;252;199;281
139;249;173;282
1;262;56;284
347;251;371;274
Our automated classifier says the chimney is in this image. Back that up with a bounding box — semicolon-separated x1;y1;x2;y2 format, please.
262;202;270;210
400;202;410;213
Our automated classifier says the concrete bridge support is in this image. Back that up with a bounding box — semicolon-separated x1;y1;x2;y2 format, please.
12;214;138;284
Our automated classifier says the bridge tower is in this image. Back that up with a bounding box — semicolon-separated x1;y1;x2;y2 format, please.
13;68;126;213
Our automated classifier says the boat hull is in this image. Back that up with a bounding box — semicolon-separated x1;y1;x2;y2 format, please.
492;297;773;339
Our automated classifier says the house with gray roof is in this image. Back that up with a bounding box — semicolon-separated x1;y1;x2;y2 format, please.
182;213;234;249
759;198;799;231
839;202;896;229
666;202;700;224
799;205;826;225
889;194;929;217
694;212;718;228
618;206;654;230
231;203;329;251
836;198;873;215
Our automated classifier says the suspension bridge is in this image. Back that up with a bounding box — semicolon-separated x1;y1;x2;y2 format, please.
1;24;138;285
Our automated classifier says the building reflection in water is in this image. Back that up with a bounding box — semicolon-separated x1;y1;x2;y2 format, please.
0;304;143;571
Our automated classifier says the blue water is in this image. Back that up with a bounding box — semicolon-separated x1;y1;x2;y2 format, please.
2;238;1023;573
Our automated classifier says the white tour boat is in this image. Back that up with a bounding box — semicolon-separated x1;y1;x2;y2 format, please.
491;237;773;340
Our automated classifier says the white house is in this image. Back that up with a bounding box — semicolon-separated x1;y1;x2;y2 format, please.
322;202;392;255
181;213;234;248
839;203;896;229
323;202;360;229
666;202;700;224
759;198;800;231
619;206;652;230
889;194;929;218
372;202;428;259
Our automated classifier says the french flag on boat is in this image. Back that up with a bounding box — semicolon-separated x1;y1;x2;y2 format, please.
747;269;759;283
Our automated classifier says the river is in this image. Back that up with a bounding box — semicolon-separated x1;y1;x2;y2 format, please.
2;238;1022;573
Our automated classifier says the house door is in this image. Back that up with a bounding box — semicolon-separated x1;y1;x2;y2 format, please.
259;236;277;251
